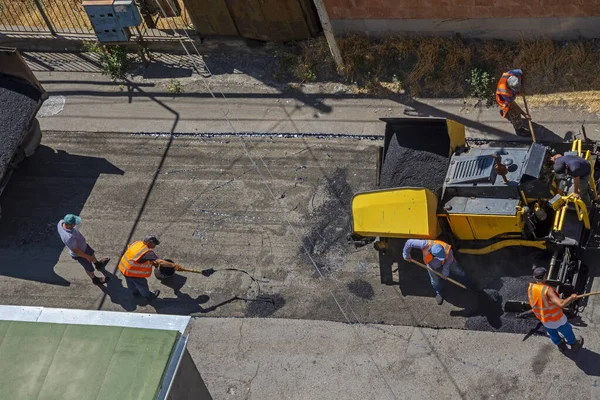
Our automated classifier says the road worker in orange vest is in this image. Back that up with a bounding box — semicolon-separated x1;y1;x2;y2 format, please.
118;234;174;301
403;239;471;305
496;69;531;136
528;266;583;352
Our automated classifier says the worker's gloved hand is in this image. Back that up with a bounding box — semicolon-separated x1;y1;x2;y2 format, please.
573;193;581;199
524;113;532;120
404;256;412;262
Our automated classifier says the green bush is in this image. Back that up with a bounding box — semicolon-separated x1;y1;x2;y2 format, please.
82;42;129;81
466;67;495;107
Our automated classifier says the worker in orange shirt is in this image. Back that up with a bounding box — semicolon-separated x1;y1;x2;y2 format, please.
496;69;531;136
528;267;583;352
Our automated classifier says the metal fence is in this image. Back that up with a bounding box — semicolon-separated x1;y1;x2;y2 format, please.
0;0;194;40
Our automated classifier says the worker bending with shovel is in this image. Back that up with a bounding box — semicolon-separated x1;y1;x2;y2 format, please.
118;234;175;302
528;267;583;352
496;68;531;137
403;239;471;305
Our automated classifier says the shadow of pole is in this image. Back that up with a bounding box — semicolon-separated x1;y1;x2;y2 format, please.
96;78;179;310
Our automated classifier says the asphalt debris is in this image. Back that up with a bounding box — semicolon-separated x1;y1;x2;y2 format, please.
244;293;285;318
347;279;375;300
379;133;448;193
0;81;41;174
301;168;353;276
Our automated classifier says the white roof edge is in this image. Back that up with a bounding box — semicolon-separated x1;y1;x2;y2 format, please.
0;305;191;334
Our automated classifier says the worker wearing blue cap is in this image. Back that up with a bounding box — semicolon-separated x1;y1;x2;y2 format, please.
57;214;110;285
403;239;471;305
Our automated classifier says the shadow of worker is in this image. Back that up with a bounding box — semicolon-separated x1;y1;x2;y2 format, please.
564;347;600;376
0;145;124;286
150;271;214;316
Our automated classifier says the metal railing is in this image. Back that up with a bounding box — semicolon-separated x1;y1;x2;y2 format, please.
0;0;194;41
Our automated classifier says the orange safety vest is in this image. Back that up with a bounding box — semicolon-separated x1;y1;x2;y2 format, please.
495;72;520;118
527;282;565;324
118;240;153;278
422;240;453;266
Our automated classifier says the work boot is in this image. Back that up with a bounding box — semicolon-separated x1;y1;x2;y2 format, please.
435;294;444;305
94;257;110;270
145;290;160;301
557;340;567;352
570;336;584;351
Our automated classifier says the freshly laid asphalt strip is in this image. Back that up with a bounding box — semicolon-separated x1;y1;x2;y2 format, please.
379;133;448;193
0;79;40;174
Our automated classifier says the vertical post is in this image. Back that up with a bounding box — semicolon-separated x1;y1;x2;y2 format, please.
32;0;56;36
311;0;344;75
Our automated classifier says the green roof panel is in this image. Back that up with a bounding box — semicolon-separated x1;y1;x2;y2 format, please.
0;321;179;400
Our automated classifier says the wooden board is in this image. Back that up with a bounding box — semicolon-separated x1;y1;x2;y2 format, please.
182;0;319;41
182;0;238;36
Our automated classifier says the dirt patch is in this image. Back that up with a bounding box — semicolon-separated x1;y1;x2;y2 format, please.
275;36;600;113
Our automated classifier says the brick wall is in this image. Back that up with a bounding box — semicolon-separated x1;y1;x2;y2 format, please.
324;0;600;20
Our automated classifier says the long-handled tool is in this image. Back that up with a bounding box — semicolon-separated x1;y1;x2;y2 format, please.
516;290;600;318
520;91;537;143
407;259;467;290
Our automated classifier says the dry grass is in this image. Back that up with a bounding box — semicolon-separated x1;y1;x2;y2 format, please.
278;35;600;113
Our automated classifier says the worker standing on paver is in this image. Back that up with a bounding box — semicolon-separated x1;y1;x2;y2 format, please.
551;153;593;205
496;69;531;136
402;239;471;305
118;234;173;301
57;214;110;285
528;267;583;352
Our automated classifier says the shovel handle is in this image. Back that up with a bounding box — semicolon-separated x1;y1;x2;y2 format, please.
520;92;537;143
407;259;467;290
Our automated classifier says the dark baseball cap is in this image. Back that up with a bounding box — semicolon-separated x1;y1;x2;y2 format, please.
143;234;160;245
533;267;547;279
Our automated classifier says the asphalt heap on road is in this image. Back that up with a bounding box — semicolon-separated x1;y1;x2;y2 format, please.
0;79;40;172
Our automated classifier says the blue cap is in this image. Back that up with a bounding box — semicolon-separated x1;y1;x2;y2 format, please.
431;244;446;260
63;214;81;225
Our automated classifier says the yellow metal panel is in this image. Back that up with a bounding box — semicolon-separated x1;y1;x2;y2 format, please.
446;119;466;154
352;188;440;238
468;214;523;240
446;214;475;240
447;213;523;240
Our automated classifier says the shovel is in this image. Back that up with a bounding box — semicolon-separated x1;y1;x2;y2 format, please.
520;91;537;143
407;259;467;290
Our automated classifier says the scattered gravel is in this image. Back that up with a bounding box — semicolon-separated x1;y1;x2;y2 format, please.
301;168;354;276
347;279;375;300
379;133;448;194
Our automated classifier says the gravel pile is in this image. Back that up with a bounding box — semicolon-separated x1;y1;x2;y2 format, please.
0;79;41;173
379;133;448;194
